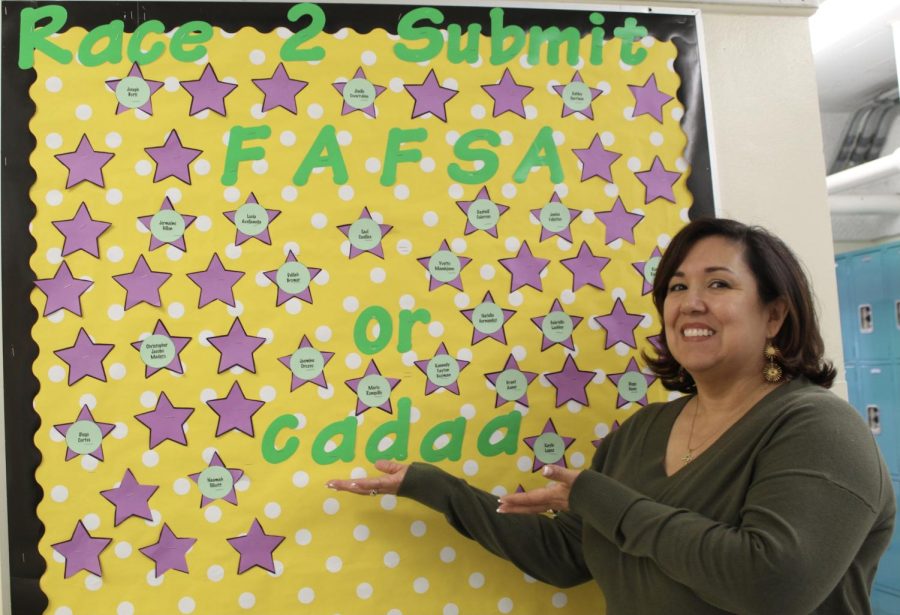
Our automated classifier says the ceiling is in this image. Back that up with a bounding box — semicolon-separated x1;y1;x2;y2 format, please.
810;0;900;242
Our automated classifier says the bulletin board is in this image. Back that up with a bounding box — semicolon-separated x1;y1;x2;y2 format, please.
1;2;713;614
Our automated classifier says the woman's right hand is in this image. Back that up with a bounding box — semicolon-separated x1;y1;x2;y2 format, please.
326;459;409;496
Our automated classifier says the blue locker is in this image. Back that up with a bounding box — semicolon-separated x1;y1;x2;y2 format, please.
853;364;899;478
836;257;857;363
851;251;893;361
884;246;900;359
873;587;900;615
873;479;900;595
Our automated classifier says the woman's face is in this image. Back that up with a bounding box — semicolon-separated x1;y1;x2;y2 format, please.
662;236;785;385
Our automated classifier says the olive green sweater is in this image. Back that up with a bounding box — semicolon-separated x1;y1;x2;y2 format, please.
399;378;896;614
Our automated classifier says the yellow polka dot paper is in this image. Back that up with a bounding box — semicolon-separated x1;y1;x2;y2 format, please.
27;5;696;614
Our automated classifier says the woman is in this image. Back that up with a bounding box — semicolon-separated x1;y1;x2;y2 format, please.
328;218;895;614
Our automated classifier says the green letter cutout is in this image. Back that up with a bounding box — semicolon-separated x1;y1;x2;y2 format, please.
513;126;563;184
394;7;444;63
420;417;466;462
261;414;300;464
365;398;411;462
353;306;393;355
448;129;500;184
221;125;271;186
19;5;72;69
477;411;521;457
312;416;358;465
293;125;348;186
381;128;427;187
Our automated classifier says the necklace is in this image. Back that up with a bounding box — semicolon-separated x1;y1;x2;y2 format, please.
682;396;728;464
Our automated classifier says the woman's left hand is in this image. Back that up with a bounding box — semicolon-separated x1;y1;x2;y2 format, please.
497;464;581;514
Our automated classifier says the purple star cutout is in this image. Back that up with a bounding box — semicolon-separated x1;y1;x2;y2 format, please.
481;68;533;118
263;250;322;306
52;202;111;257
628;74;674;123
484;355;537;409
227;519;285;574
224;192;281;246
545;355;595;407
252;62;308;113
34;261;93;317
138;196;197;252
333;67;385;117
608;357;658;408
572;135;622;183
523;419;575;472
345;361;401;416
531;299;583;351
552;71;603;119
189;452;244;507
530;191;580;242
596;198;644;244
105;62;163;115
207;318;266;374
337;207;393;258
560;242;611;292
113;255;172;310
131;320;190;377
54;329;114;385
456;186;509;237
206;381;264;437
632;246;663;295
144;130;202;184
418;240;472;291
100;469;158;526
594;298;645;349
53;405;115;461
498;241;550;293
460;291;516;344
414;342;469;395
592;420;621;448
635;156;680;204
404;69;458;121
647;333;663;353
54;134;114;189
51;521;111;578
139;524;197;576
135;392;194;449
181;63;237;116
187;253;244;308
278;335;334;391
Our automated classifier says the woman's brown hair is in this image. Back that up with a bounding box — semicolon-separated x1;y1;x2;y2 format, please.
643;217;836;392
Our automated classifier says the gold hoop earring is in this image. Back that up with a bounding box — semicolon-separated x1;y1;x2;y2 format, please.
763;343;783;383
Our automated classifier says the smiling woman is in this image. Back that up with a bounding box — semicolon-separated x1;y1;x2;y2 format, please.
330;217;896;615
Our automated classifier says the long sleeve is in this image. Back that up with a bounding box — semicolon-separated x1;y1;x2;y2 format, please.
399;462;592;587
569;383;896;615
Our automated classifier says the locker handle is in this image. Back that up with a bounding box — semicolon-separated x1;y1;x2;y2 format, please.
858;304;873;333
866;405;881;435
896;300;899;329
870;368;882;374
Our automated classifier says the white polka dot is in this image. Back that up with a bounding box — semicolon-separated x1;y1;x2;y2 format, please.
362;50;377;65
135;160;153;176
294;529;313;546
45;190;63;206
410;520;427;537
173;478;191;495
443;605;460;615
672;106;685;121
252;159;268;174
326;556;343;572
146;570;163;586
396;239;412;255
525;105;538;119
470;104;486;119
454;293;470;309
370;267;386;284
75;104;93;120
238;592;256;609
414;577;430;593
292;471;309;488
225;243;242;260
420;157;436;172
50;485;68;502
381;495;398;510
345;353;362;370
167;302;185;319
112;422;128;439
439;546;456;563
394;184;410;200
450;238;467;253
103;188;123;205
428;321;444;337
338;185;354;201
115;541;132;559
264;502;282;519
356;582;374;600
508;291;524;307
323;498;340;515
498;597;514;613
463;460;479;476
298;588;315;604
384;551;400;568
445;130;460;145
235;475;251;492
178;597;195;614
248;49;266;65
207;565;225;582
343;296;360;312
423;211;439;226
117;603;134;615
447;184;464;199
204;505;222;523
307;103;324;119
85;574;102;591
142;450;159;468
469;572;485;588
45;76;63;92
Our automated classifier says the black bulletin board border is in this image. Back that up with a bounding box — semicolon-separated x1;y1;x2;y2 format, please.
1;3;712;612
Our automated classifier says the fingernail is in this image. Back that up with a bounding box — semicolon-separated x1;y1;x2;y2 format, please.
326;482;335;489
542;466;552;476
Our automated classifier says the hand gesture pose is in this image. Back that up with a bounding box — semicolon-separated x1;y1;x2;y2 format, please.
327;459;408;496
497;465;581;514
